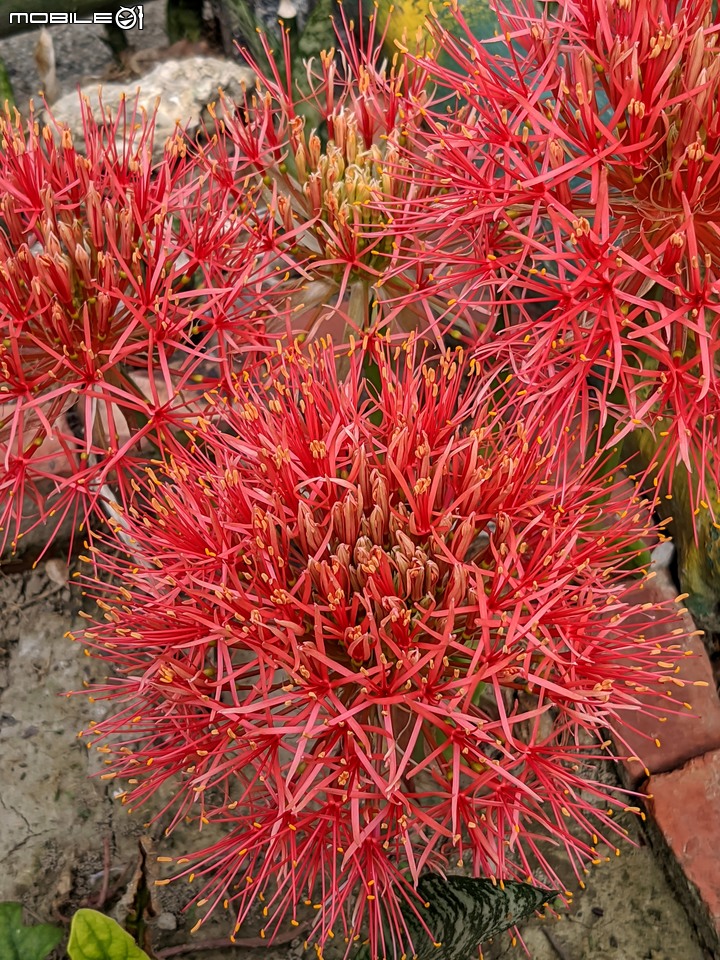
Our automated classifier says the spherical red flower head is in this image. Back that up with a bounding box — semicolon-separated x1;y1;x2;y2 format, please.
80;337;684;957
401;0;720;506
0;99;276;551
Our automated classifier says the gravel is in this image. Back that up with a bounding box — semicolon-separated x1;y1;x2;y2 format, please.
0;0;168;115
0;0;312;117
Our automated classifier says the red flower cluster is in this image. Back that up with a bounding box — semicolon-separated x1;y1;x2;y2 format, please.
0;0;705;952
0;18;487;557
0;99;280;551
190;13;457;345
401;0;720;506
79;338;683;957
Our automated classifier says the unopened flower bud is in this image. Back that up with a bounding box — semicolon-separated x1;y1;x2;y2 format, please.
343;490;363;543
308;133;322;170
425;559;440;594
307;557;323;590
298;501;324;555
450;513;477;560
443;565;468;608
73;243;92;285
368;504;386;545
346;116;358;164
334;542;352;572
305;172;323;217
332;111;346;154
685;26;706;90
389;426;410;470
354;536;374;567
395;529;416;558
407;562;426;601
294;142;308;184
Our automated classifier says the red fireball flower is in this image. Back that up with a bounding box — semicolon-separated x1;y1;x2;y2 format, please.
393;0;720;508
0;98;280;552
190;12;461;347
78;337;684;958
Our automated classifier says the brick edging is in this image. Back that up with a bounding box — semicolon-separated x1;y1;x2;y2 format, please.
611;543;720;955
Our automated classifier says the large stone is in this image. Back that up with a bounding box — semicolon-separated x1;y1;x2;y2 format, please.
46;55;254;157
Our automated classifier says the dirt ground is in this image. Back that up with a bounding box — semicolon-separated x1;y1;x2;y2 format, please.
0;558;711;960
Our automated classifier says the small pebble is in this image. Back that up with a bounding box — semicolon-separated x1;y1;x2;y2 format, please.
156;912;177;931
45;557;69;586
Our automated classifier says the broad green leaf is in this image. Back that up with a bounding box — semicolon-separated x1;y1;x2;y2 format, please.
0;902;64;960
406;873;556;959
67;910;151;960
359;873;556;960
407;873;555;958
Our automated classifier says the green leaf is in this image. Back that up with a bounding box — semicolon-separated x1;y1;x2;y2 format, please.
166;0;204;43
360;873;556;960
67;910;151;960
0;56;15;109
0;902;64;960
295;0;336;62
411;873;555;958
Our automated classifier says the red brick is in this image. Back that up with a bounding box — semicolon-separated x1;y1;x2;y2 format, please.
644;749;720;952
613;544;720;787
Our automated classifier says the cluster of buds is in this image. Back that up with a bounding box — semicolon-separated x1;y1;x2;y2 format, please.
194;20;459;345
289;101;409;272
79;337;685;958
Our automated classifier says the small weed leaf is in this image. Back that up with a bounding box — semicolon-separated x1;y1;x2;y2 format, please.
67;910;151;960
0;902;63;960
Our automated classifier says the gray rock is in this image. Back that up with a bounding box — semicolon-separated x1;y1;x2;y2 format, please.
155;911;178;931
46;55;254;157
